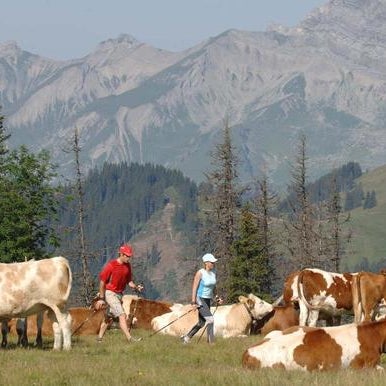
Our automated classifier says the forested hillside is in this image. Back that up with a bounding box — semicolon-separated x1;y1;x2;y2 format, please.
55;162;199;301
53;156;386;304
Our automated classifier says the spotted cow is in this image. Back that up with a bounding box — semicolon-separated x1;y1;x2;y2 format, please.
284;268;357;327
0;257;72;350
243;319;386;371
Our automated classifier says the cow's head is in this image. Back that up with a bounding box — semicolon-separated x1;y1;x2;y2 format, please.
239;294;273;320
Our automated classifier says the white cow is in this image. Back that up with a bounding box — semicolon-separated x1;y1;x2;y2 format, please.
0;257;72;350
151;294;273;338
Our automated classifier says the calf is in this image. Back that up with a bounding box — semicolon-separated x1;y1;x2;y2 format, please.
0;257;72;350
151;294;273;338
242;319;386;371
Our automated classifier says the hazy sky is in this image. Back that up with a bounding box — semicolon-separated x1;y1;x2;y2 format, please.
1;0;327;60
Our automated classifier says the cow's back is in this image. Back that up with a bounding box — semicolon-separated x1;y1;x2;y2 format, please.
299;269;354;311
0;257;72;318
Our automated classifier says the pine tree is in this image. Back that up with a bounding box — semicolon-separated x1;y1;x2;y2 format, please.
229;203;264;302
203;120;240;296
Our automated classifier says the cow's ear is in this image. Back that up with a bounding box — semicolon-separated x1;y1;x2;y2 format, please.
238;295;247;303
247;298;255;308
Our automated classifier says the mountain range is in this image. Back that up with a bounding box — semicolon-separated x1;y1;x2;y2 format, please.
1;0;386;188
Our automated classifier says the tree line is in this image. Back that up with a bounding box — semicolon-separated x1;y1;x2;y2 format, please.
0;107;379;304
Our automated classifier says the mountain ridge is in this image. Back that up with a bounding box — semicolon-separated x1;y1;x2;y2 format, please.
2;0;386;188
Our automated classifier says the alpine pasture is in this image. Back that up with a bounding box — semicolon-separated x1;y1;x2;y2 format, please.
0;329;384;385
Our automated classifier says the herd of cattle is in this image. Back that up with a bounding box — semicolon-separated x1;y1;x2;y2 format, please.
2;257;386;372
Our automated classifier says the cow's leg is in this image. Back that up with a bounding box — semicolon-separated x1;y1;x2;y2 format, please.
16;318;29;347
35;312;43;348
1;320;9;348
298;301;309;326
15;318;28;347
307;310;319;327
47;306;72;350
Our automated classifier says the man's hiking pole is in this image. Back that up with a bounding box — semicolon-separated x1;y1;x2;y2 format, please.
149;305;199;337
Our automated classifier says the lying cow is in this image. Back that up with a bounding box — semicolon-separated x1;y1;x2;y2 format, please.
242;319;386;371
284;268;357;327
0;257;72;350
122;295;174;330
4;306;106;346
260;304;299;336
352;271;386;323
151;294;273;338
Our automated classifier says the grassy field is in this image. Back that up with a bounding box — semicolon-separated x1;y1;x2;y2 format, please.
0;329;385;386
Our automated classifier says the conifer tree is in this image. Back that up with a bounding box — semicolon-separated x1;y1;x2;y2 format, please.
228;203;262;301
203;120;240;296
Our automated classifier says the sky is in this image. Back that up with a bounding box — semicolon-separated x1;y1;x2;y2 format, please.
1;0;327;60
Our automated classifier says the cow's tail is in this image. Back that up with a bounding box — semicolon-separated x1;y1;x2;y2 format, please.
59;256;73;303
297;269;318;311
351;272;363;324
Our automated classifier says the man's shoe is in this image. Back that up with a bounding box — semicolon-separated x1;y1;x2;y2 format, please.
130;336;142;342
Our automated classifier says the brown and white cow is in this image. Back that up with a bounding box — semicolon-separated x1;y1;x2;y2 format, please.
352;271;386;323
122;295;174;330
0;257;72;350
242;319;386;371
151;294;273;338
284;268;357;327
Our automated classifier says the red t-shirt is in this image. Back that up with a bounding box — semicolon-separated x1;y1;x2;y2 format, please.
99;259;132;294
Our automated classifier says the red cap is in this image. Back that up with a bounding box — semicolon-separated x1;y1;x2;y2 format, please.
119;244;133;257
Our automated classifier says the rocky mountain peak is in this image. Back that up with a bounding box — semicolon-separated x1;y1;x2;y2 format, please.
94;33;141;53
0;40;22;58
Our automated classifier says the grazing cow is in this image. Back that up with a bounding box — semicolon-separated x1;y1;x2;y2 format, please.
151;294;273;338
260;304;300;336
352;271;386;323
242;319;386;371
284;268;357;327
0;257;72;350
122;295;174;330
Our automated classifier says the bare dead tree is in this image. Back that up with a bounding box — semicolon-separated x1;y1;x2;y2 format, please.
283;134;319;269
323;172;352;272
72;128;95;305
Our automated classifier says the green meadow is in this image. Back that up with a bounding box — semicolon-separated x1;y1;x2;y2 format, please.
0;330;385;386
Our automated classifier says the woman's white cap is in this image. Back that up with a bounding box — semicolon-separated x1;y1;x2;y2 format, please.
202;253;218;263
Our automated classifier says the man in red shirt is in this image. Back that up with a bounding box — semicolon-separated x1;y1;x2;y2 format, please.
95;243;143;342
